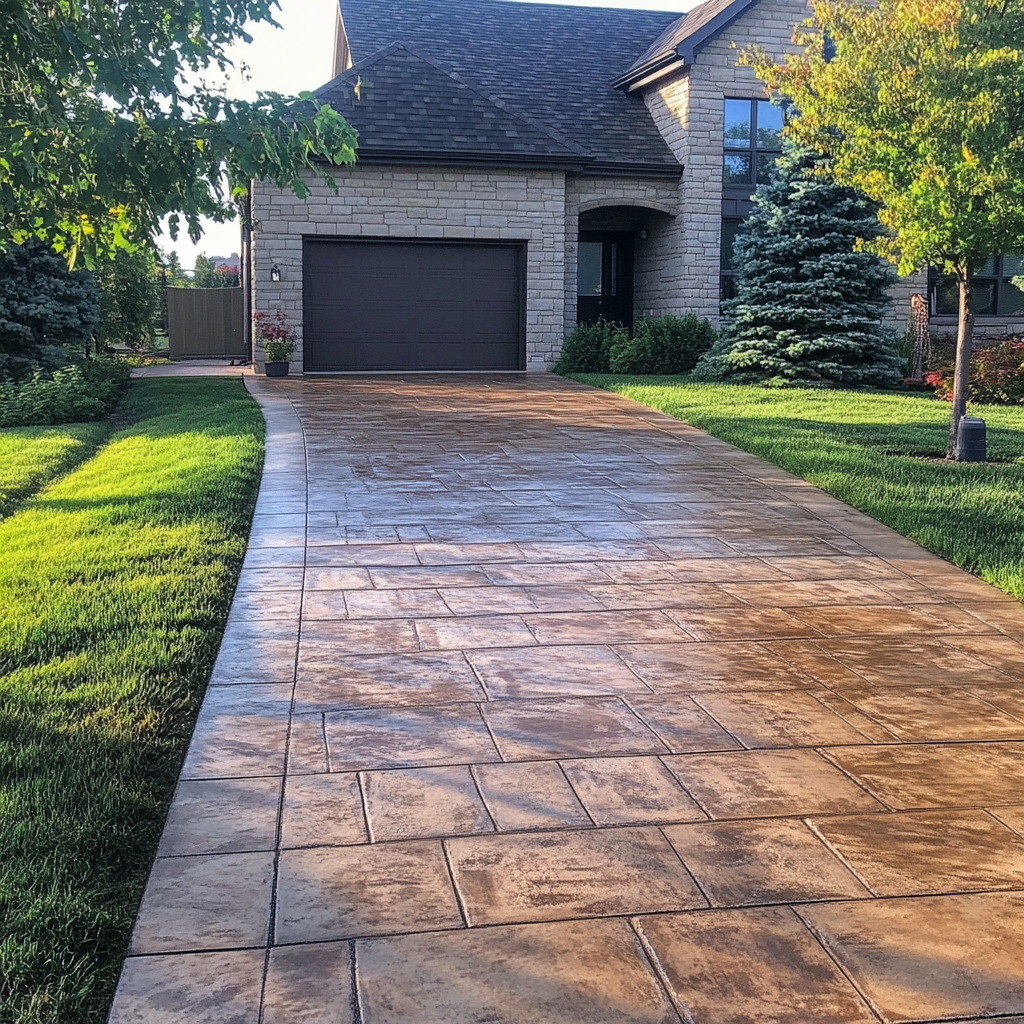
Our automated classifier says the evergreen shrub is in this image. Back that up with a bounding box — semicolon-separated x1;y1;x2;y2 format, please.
0;359;131;426
0;242;99;377
609;313;717;375
552;318;626;374
695;144;903;387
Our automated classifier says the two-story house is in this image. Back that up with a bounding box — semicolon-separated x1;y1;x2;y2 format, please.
250;0;1024;374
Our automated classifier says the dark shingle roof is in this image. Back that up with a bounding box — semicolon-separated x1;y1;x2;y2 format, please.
317;44;586;161
613;0;760;89
333;0;684;171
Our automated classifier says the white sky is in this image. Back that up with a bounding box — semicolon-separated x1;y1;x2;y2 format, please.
158;0;698;272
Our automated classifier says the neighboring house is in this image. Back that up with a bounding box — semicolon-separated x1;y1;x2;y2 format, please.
250;0;1023;373
211;254;242;273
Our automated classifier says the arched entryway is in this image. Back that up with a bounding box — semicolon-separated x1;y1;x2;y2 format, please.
576;203;674;333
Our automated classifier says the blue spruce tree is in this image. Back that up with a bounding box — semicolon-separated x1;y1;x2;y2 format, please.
695;144;903;386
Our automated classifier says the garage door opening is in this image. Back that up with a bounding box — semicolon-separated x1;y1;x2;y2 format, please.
302;238;526;372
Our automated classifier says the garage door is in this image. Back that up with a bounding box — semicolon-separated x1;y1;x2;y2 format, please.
303;239;525;371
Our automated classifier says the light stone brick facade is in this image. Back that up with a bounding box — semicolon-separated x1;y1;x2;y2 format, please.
644;0;812;325
252;165;566;372
253;0;1018;370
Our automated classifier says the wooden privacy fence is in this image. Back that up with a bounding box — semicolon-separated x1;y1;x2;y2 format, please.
167;287;246;359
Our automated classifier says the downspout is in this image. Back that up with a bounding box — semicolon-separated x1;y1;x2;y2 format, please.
241;187;254;365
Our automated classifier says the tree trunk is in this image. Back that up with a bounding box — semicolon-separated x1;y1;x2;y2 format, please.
947;267;974;459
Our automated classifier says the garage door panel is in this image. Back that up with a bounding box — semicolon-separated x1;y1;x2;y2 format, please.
303;240;524;372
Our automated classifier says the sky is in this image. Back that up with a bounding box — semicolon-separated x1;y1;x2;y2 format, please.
159;0;699;272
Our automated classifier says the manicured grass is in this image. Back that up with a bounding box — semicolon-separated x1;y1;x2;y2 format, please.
575;375;1024;600
0;378;264;1024
0;424;110;518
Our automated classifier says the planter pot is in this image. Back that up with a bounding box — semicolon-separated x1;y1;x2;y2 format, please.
265;361;290;378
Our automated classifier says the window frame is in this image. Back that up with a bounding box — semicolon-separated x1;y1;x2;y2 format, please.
931;256;1024;318
723;97;784;189
719;216;748;301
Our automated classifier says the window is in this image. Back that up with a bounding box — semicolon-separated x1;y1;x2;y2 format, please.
720;217;748;300
724;98;784;187
933;256;1024;317
577;241;603;296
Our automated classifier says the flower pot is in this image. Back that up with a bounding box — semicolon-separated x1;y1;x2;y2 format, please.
265;361;290;378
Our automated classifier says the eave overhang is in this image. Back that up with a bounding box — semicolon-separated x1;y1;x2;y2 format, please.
317;149;682;179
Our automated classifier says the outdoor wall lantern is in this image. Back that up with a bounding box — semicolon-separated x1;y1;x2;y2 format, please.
270;265;282;282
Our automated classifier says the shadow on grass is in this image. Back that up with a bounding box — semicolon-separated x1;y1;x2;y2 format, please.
0;377;264;1024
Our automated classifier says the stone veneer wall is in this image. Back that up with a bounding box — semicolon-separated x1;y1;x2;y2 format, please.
251;165;566;372
641;0;1024;341
879;271;1024;344
643;0;812;326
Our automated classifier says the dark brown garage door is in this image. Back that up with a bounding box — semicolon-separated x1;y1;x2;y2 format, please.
303;239;525;371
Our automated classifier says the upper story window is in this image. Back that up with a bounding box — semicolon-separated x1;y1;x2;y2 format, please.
724;99;784;187
933;256;1024;317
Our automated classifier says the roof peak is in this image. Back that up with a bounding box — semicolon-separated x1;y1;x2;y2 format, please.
613;0;761;92
322;42;588;157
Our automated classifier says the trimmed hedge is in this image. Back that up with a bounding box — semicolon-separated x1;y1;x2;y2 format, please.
553;314;717;377
0;359;131;427
552;319;627;374
609;314;717;375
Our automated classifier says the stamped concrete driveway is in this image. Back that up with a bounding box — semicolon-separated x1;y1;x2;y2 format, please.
111;374;1024;1024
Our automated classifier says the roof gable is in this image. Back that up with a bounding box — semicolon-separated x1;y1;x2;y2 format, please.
612;0;762;92
334;0;684;171
317;44;585;162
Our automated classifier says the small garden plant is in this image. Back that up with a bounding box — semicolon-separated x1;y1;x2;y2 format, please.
255;309;296;363
0;359;131;427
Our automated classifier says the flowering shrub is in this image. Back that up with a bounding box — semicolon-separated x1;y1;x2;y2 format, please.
925;337;1024;405
254;309;296;363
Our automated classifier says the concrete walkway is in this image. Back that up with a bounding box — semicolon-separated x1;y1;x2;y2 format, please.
111;375;1024;1023
130;360;252;378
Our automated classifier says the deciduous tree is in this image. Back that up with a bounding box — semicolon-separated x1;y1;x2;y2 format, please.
193;254;240;287
96;246;162;351
746;0;1024;457
1;0;358;266
159;250;193;289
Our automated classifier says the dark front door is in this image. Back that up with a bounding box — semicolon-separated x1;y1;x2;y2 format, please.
576;232;633;331
303;239;525;371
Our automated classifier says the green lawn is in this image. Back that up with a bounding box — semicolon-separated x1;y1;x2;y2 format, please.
0;424;110;519
0;378;264;1024
575;375;1024;600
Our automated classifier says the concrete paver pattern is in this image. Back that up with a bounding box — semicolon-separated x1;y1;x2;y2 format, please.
110;375;1024;1024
